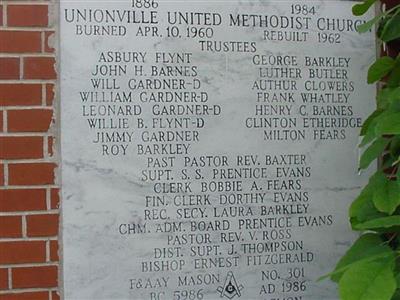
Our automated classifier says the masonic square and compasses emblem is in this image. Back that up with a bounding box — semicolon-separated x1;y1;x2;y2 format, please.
216;272;244;299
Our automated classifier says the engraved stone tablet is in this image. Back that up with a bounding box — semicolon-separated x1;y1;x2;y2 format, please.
60;1;376;299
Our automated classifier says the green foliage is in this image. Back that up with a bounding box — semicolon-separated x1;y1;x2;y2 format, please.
360;138;389;169
372;172;400;215
368;57;395;83
376;113;400;134
357;14;383;33
353;0;378;16
339;256;396;300
381;13;400;42
331;234;393;282
325;2;400;299
354;215;400;230
377;87;400;109
349;183;386;224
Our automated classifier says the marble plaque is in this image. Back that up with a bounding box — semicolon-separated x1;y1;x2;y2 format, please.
60;1;376;299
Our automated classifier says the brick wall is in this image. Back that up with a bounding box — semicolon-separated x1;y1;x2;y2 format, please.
0;1;59;300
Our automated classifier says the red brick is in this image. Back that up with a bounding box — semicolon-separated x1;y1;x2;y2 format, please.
0;189;47;212
0;58;19;80
26;214;58;237
0;84;42;106
24;57;56;80
7;5;48;27
51;291;60;300
0;216;22;238
12;266;57;288
50;188;59;209
0;31;41;53
44;31;55;53
0;136;43;159
7;109;53;133
0;292;48;300
0;111;3;132
46;84;54;106
0;164;4;186
8;163;55;186
383;0;399;9
0;241;46;264
50;240;58;261
0;268;8;290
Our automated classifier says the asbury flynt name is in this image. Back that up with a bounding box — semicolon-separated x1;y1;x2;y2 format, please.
60;1;375;299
